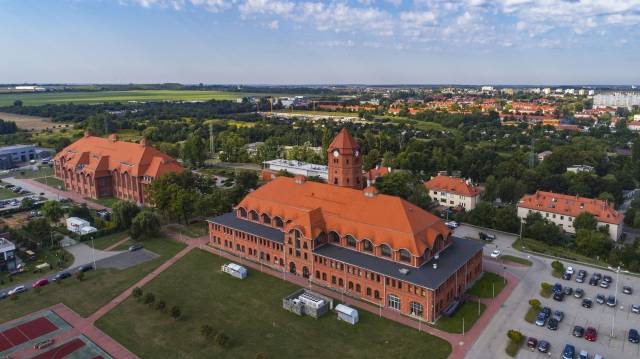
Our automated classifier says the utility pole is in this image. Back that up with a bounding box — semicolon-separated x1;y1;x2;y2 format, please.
209;123;215;157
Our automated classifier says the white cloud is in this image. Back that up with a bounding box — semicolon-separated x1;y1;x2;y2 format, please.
238;0;295;17
266;20;279;29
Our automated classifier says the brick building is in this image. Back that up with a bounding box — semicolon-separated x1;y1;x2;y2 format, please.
208;129;483;323
53;132;183;205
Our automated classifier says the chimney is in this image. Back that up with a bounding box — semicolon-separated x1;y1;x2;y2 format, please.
363;186;378;198
108;134;118;142
84;129;93;137
140;138;148;147
294;175;306;185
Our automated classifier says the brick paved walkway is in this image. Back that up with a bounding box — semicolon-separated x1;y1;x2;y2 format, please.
104;236;131;252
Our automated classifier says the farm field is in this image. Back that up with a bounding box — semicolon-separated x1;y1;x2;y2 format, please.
0;90;293;106
0;112;68;131
96;249;452;359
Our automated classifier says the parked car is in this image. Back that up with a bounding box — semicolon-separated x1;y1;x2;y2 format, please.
603;275;612;283
0;292;7;300
594;272;602;280
576;275;585;284
606;295;617;307
553;292;565;302
564;286;573;296
566;266;575;275
582;298;593;308
32;279;49;288
562;272;572;280
630;329;640;343
579;350;589;359
537;340;550;353
52;272;71;281
128;244;144;252
573;325;585;337
563;344;576;359
542;306;552;318
632;304;640;314
527;337;538;350
8;286;26;296
445;221;459;229
490;249;501;258
596;294;606;304
593;354;603;359
547;318;559;330
77;264;94;273
599;281;610;289
585;327;598;342
553;310;565;322
535;312;546;326
623;286;633;295
478;232;496;241
553;283;563;294
574;288;584;298
578;269;587;278
589;277;599;286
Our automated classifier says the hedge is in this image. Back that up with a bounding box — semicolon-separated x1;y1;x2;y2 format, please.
78;226;122;241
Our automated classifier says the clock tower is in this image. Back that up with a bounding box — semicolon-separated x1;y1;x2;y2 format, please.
327;128;363;189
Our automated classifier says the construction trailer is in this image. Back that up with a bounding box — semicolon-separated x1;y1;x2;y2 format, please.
335;304;359;325
221;263;247;279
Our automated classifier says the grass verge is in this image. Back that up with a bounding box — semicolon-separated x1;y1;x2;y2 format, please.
96;249;452;359
513;238;608;267
500;255;532;267
466;272;507;298
34;176;65;190
434;300;486;334
89;231;129;251
0;248;73;287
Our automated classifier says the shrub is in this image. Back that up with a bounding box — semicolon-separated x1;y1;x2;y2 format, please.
551;260;564;273
507;329;523;344
155;300;166;311
540;282;552;297
170;306;181;320
144;292;155;305
132;287;143;299
215;332;229;347
528;299;541;309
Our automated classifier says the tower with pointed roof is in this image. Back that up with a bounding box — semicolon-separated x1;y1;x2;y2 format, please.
327;128;363;189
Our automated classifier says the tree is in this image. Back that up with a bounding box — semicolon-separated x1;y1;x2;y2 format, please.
218;131;247;162
13;100;22;107
19;197;35;211
144;292;155;305
550;261;564;274
130;210;160;239
170;306;181;320
18;218;52;248
574;213;597;231
528;299;541;309
132;287;143;299
507;330;523;344
235;170;258;192
182;134;207;167
42;201;64;224
68;204;92;223
576;229;612;257
112;201;140;229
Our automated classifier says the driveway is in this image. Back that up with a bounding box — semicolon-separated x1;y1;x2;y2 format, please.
66;242;121;268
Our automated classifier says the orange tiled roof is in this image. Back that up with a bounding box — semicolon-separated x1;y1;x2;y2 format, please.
518;191;623;225
54;134;183;178
237;176;449;256
328;128;359;155
424;175;481;197
366;166;390;181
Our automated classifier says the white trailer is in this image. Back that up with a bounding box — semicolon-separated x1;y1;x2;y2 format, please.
335;304;359;325
221;263;247;279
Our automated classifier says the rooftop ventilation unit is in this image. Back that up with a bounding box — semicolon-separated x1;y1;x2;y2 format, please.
398;268;410;275
433;263;438;269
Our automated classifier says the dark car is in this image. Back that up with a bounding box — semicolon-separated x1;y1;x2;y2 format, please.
563;344;576;359
77;264;94;273
478;232;496;241
607;295;617;307
537;340;550;353
624;286;633;295
542;306;552;318
128;244;144;252
574;288;584;298
52;272;71;281
603;275;612;283
630;329;640;343
578;269;587;277
573;325;585;337
576;275;585;284
554;292;565;302
548;318;559;330
553;310;565;322
589;277;599;286
582;298;593;308
553;283;563;294
585;327;597;342
596;294;606;304
562;272;572;280
535;312;547;326
527;337;538;350
564;286;573;296
593;273;602;280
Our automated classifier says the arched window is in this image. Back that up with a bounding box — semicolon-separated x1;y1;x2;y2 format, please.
239;208;247;218
348;281;354;290
356;284;361;293
345;235;356;248
249;210;259;221
274;216;284;228
322;272;327;281
363;239;373;252
380;244;392;257
328;231;340;243
261;213;271;224
366;287;372;296
338;278;344;287
315;270;320;279
399;249;411;263
434;234;444;252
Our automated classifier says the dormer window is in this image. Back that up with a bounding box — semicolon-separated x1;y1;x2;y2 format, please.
345;235;356;248
380;244;392;257
363;239;373;252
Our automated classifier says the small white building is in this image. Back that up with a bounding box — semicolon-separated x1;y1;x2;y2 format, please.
263;159;328;180
537;151;553;161
221;263;247;279
66;217;96;235
424;175;482;210
0;238;17;272
335;304;359;325
566;165;595;174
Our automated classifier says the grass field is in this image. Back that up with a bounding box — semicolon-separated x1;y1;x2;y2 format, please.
0;236;185;323
85;197;120;208
96;249;452;359
5;166;54;179
434;301;486;334
500;255;533;266
90;231;129;251
466;272;507;299
0;112;68;131
34;176;65;190
166;222;208;238
0;90;279;106
0;184;19;200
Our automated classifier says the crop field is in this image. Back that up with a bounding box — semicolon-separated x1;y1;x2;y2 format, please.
0;112;68;131
0;90;273;106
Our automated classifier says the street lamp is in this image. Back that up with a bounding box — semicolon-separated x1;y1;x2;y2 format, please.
611;265;621;338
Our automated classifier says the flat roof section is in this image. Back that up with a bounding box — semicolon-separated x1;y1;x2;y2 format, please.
313;237;483;290
207;213;285;244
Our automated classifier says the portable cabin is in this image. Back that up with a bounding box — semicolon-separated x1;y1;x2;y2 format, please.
335;304;359;325
221;263;247;279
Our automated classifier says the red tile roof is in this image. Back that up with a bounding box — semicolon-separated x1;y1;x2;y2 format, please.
518;191;623;225
366;166;391;181
237;176;450;256
328;128;359;155
424;176;481;197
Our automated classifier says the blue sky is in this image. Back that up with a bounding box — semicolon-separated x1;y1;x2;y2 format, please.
1;0;639;85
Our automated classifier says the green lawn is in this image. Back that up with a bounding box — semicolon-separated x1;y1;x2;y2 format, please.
0;236;185;323
0;186;19;200
500;255;532;267
96;250;452;359
466;272;507;298
166;222;208;238
513;237;609;267
89;231;129;251
434;301;486;334
34;176;65;190
7;166;54;179
0;248;73;286
0;90;297;106
85;197;120;208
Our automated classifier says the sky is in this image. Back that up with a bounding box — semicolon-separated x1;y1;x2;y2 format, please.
0;0;639;85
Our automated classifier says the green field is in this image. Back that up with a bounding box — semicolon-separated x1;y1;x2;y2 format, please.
0;90;266;106
90;231;130;251
433;301;486;334
96;249;452;359
0;236;185;322
466;272;507;298
34;176;65;190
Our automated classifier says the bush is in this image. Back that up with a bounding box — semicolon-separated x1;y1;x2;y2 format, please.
551;260;564;274
10;294;18;301
132;287;143;299
155;300;166;311
505;340;521;357
528;299;541;309
170;306;181;320
144;292;155;305
540;282;552;298
75;272;85;281
507;329;523;344
215;332;229;347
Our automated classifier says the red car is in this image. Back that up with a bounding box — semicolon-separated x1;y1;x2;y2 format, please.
527;337;538;350
585;327;597;342
32;279;49;288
